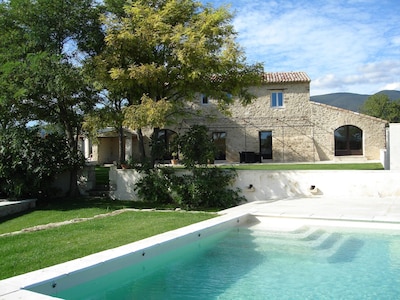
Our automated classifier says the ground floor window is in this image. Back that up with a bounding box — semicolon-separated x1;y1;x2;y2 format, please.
212;132;226;160
259;131;272;159
334;125;363;156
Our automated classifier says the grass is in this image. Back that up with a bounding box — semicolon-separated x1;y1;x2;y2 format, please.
0;198;215;279
220;162;384;170
170;162;383;170
95;166;110;185
0;197;147;234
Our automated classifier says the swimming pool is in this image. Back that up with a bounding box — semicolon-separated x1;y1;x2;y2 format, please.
29;217;400;299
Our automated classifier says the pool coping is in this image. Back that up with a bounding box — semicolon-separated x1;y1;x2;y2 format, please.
1;196;400;299
0;210;251;300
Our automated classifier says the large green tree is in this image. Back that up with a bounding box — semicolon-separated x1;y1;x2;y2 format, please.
360;93;400;123
0;0;104;196
96;0;262;164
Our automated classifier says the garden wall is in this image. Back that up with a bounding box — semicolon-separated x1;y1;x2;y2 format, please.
109;167;400;202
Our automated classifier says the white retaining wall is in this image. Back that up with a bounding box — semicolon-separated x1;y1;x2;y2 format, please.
236;170;400;201
109;167;142;200
389;123;400;170
109;167;400;201
0;199;37;218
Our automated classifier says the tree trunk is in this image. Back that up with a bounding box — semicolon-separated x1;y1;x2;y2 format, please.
151;127;160;167
68;168;80;197
118;125;125;164
65;122;82;198
137;128;146;162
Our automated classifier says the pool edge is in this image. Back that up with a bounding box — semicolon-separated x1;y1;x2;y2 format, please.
0;210;251;300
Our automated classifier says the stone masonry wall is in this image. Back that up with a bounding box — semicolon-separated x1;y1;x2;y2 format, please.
158;82;387;163
181;82;317;162
311;102;387;160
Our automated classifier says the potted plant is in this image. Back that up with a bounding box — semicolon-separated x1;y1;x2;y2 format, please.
120;161;129;169
171;152;179;165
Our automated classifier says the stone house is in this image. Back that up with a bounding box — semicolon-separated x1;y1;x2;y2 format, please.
172;71;387;163
86;72;388;164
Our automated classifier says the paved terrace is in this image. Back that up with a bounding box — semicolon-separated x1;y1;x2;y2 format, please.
220;196;400;224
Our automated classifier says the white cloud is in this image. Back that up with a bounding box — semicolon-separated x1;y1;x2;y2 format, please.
209;0;400;95
381;82;400;91
311;60;400;95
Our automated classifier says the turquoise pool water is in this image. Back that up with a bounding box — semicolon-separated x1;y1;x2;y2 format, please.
49;225;400;299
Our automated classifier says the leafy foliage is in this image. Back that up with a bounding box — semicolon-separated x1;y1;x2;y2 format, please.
98;0;262;161
360;93;400;122
171;167;245;209
0;0;104;196
134;166;244;210
134;125;244;209
0;127;84;199
134;167;175;204
177;125;216;168
123;95;176;130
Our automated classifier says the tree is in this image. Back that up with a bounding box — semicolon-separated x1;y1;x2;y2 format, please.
0;127;82;199
360;94;400;122
177;125;216;168
98;0;262;164
0;0;105;196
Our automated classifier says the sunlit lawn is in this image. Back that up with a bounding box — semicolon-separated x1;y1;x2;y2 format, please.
222;162;384;170
0;198;215;279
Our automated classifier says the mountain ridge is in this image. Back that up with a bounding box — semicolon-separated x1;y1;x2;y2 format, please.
310;90;400;112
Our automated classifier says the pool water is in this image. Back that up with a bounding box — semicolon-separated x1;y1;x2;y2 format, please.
52;225;400;299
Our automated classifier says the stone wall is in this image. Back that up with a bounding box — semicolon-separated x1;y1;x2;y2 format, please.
311;102;387;161
179;82;387;163
177;82;318;162
91;78;388;164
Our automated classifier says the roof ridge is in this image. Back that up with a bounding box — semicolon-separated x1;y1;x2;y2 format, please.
262;71;311;83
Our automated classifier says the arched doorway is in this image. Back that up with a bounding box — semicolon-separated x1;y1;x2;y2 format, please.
334;125;363;156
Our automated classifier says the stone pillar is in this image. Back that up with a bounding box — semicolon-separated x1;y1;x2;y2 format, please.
84;138;91;159
125;134;132;159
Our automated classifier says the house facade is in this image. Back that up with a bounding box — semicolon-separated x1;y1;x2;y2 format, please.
86;72;388;164
172;72;387;163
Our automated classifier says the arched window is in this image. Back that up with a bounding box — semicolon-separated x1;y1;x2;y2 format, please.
334;125;363;156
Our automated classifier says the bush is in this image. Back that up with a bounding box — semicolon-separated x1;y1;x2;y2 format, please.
134;166;245;210
171;167;245;209
177;125;216;168
134;167;175;204
0;127;83;199
135;125;245;210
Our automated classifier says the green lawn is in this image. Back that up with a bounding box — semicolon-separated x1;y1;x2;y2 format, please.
0;198;215;279
170;162;384;170
95;166;110;185
220;162;384;170
0;197;145;234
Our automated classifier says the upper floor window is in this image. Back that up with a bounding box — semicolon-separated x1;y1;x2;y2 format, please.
201;94;209;105
271;92;283;108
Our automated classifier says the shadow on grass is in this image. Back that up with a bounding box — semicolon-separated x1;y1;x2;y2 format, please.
36;196;175;211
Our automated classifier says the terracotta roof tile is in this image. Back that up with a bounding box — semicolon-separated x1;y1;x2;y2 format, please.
262;72;311;83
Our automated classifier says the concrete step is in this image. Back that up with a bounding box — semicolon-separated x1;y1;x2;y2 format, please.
334;155;367;162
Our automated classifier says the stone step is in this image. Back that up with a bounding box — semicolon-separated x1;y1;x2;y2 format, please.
334;155;367;162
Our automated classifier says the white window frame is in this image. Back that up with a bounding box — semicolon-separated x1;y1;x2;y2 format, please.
201;94;209;105
271;91;284;108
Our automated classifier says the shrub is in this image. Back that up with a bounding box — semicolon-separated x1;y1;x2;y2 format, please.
177;125;216;168
135;125;245;210
0;127;83;199
171;167;245;209
134;167;175;204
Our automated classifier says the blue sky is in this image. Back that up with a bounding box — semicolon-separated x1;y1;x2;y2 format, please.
202;0;400;96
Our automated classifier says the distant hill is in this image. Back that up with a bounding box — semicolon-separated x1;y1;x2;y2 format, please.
310;90;400;112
